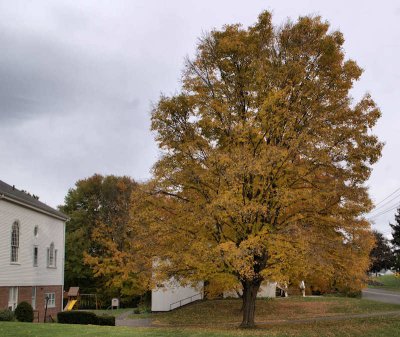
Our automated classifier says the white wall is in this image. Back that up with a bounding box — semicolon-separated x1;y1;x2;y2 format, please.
152;279;276;311
258;281;277;298
152;280;203;312
223;281;276;298
0;199;65;286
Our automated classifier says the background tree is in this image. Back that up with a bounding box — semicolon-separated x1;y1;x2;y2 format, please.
130;11;382;327
390;208;400;271
60;174;138;304
369;230;393;275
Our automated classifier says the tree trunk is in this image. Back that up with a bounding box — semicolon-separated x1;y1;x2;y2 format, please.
240;279;262;328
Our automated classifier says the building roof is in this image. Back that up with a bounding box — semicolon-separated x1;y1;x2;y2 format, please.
0;180;68;221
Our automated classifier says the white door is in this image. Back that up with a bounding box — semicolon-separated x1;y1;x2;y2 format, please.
32;287;37;310
8;287;18;311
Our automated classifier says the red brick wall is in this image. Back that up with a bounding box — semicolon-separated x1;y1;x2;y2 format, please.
0;285;62;322
0;287;8;310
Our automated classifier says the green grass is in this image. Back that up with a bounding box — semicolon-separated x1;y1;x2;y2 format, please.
3;316;400;337
129;297;400;325
369;275;400;291
3;297;400;337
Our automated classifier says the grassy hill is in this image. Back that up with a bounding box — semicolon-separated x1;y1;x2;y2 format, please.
131;297;400;326
369;275;400;291
2;297;400;337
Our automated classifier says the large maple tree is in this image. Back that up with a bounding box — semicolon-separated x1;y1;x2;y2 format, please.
130;12;382;327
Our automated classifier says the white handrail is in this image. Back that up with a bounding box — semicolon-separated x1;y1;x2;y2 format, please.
169;292;203;310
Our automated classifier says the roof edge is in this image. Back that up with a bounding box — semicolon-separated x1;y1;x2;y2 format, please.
0;193;68;221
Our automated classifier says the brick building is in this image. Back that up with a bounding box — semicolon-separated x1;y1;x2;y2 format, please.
0;180;67;322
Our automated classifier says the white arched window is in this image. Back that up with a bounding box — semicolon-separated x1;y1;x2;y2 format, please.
47;242;57;268
11;221;20;263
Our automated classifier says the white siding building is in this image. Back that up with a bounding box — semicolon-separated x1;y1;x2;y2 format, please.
152;280;203;312
0;180;67;322
152;280;276;312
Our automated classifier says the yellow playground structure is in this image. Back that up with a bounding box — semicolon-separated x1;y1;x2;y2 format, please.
63;287;99;311
64;287;79;311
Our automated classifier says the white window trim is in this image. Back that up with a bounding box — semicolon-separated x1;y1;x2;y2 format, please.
8;287;18;311
45;292;56;308
34;225;39;238
32;287;37;310
47;243;57;269
33;245;38;267
10;221;20;264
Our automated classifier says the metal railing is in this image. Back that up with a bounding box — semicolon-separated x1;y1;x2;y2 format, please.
169;292;203;310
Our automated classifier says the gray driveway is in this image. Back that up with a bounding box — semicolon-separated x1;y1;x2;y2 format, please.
363;288;400;305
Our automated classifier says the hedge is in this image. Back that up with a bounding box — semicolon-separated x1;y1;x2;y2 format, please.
57;311;115;326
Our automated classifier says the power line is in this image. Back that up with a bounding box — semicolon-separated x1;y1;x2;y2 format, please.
368;203;400;221
366;186;400;221
373;187;400;209
369;192;400;215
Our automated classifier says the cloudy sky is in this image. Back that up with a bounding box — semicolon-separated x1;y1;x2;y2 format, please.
1;0;399;236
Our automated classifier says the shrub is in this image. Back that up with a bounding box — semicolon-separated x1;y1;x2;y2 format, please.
137;303;151;313
345;290;362;298
97;315;115;326
0;310;15;321
15;302;33;322
57;311;115;326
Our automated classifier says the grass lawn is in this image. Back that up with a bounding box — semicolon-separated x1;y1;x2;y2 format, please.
369;274;400;292
3;297;400;337
3;316;400;337
129;297;400;325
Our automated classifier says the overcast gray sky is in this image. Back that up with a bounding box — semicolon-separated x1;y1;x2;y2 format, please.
1;0;399;236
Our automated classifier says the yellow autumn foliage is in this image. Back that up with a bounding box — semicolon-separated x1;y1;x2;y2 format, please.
115;11;383;327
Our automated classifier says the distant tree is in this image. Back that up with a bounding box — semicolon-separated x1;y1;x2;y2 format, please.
369;230;393;274
390;208;400;271
60;174;138;302
128;11;382;327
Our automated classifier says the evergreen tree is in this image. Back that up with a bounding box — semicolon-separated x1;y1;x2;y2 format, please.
369;230;393;274
390;208;400;271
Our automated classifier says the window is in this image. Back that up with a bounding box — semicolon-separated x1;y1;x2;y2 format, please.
44;293;55;308
11;221;19;263
33;246;38;267
32;287;37;310
8;287;18;311
47;243;57;268
34;226;39;238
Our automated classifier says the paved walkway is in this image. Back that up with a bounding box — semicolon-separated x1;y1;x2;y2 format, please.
362;288;400;305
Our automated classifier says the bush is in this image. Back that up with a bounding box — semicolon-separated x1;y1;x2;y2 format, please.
344;290;362;298
57;311;115;326
137;303;151;314
15;302;33;322
0;310;15;321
